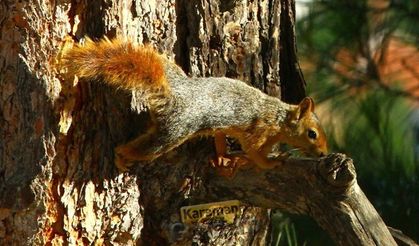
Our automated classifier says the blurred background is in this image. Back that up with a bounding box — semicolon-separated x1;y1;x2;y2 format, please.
273;0;419;244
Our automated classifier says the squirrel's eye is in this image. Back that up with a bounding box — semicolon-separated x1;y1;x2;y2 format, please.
308;129;317;139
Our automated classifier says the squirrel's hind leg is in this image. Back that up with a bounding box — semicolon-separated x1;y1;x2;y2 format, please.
115;125;176;171
114;126;157;171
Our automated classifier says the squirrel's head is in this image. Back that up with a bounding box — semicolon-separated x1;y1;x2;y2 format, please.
286;97;328;157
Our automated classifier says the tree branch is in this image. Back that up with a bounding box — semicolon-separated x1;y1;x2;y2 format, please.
196;153;397;246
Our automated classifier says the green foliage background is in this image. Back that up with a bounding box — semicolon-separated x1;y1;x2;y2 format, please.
274;0;419;244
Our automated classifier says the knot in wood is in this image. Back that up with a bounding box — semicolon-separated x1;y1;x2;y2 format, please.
318;153;356;193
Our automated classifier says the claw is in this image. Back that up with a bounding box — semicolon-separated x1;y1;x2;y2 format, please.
210;155;249;178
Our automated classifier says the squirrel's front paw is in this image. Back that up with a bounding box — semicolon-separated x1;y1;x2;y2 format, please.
210;155;249;178
268;151;291;161
278;151;291;160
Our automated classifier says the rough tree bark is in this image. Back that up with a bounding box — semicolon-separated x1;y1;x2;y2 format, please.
0;0;399;245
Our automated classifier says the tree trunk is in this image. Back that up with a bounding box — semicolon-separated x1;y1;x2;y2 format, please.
0;0;398;245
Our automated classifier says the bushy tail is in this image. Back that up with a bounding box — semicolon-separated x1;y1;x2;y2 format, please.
59;37;169;94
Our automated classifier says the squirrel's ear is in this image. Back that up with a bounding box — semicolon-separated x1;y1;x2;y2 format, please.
295;97;315;120
300;97;315;112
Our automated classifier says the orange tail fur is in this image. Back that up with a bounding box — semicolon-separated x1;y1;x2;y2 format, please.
59;38;169;93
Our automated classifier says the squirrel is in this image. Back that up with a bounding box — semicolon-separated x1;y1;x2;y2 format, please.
59;37;328;171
